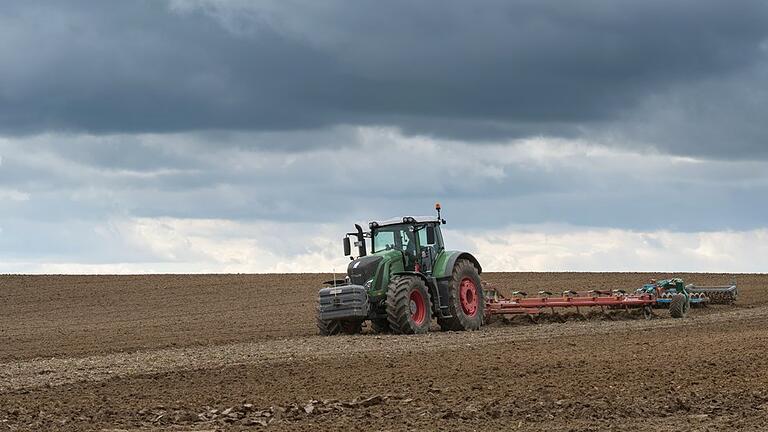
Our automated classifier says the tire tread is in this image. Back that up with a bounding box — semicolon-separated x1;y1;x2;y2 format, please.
669;293;689;319
386;276;431;334
438;259;484;331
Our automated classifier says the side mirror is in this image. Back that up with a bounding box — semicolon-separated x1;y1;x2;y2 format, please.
426;225;436;245
343;237;351;256
354;224;367;257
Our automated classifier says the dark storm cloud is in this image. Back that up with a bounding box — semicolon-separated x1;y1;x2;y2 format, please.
1;1;767;157
0;1;339;134
598;61;768;159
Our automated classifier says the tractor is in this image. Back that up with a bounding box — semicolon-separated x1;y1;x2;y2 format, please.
316;203;484;335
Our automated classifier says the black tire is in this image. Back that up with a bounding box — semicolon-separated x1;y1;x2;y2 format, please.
370;318;390;334
386;276;432;334
642;305;653;320
317;317;341;336
438;259;484;331
340;320;363;335
669;293;689;319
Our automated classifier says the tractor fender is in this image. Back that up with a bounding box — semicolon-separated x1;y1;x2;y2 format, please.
433;251;482;279
430;251;483;318
392;271;441;317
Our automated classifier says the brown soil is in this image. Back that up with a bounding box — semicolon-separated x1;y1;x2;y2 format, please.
1;273;767;431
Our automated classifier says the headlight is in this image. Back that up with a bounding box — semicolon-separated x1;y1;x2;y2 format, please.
363;278;374;290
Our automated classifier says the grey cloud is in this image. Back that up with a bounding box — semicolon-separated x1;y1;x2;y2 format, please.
0;1;767;158
595;61;768;159
3;130;768;271
3;131;768;232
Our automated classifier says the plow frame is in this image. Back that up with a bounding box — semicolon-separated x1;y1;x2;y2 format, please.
484;287;656;320
483;276;738;322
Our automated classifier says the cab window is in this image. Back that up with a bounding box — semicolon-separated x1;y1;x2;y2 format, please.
417;224;443;252
372;225;416;254
372;230;395;253
418;227;430;245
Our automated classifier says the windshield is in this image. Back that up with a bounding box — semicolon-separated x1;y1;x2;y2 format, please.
372;224;416;254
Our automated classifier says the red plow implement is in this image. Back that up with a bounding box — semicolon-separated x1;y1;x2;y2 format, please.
484;284;657;321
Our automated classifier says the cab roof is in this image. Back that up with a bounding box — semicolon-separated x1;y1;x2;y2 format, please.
369;216;440;229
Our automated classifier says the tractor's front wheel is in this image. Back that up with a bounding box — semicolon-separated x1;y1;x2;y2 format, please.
386;276;432;334
317;318;341;336
370;318;391;334
340;320;363;335
317;318;362;335
438;259;484;331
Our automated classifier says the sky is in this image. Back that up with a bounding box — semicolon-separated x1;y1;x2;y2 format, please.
1;0;767;273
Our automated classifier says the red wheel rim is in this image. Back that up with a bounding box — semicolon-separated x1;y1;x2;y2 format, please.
459;277;478;316
409;289;426;325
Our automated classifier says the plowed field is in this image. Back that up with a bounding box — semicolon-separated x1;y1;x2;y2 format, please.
1;273;767;431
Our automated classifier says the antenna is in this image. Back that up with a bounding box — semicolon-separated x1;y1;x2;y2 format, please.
435;202;446;224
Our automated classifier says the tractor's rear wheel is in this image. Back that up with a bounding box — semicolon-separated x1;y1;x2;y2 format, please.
386;276;432;334
317;318;341;336
438;259;484;331
669;293;690;319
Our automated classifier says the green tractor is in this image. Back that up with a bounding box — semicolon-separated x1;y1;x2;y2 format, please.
316;204;484;335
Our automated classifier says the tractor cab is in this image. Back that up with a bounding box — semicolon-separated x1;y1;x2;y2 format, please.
367;218;444;274
342;204;447;275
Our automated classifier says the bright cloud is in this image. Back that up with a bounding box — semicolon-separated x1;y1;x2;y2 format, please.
450;226;768;273
2;216;766;274
2;127;768;273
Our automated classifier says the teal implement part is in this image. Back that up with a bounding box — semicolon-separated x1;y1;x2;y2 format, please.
639;278;692;318
640;278;710;307
686;282;738;304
